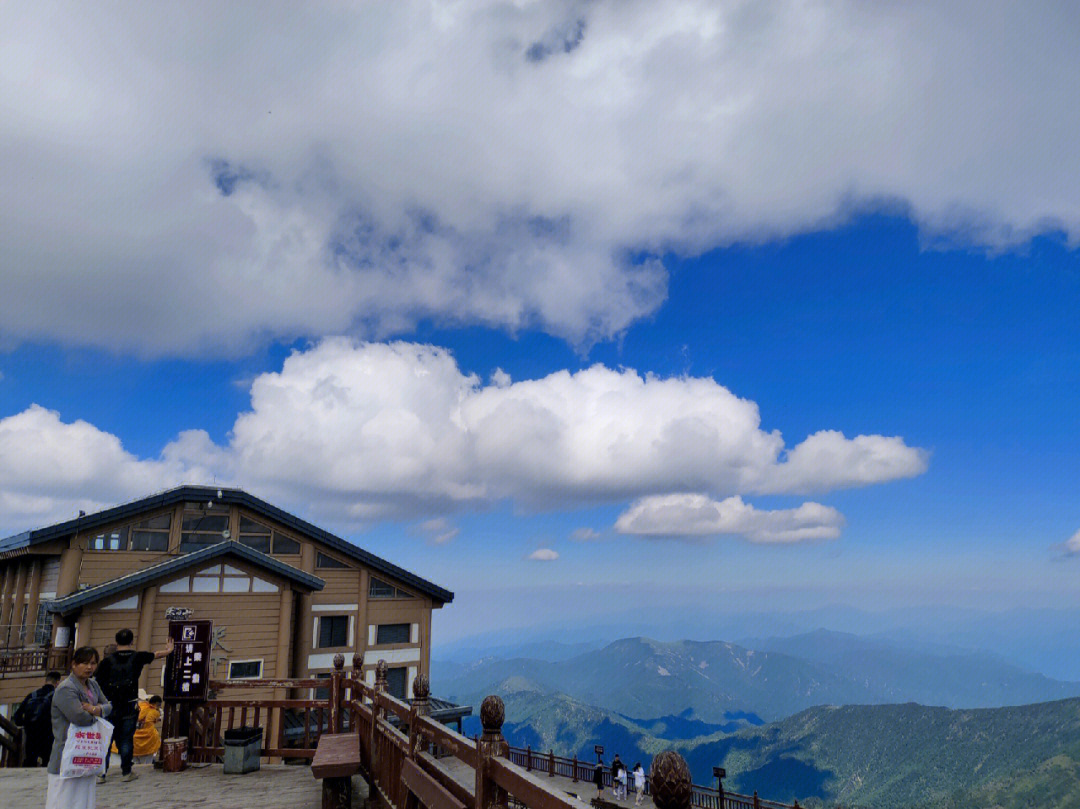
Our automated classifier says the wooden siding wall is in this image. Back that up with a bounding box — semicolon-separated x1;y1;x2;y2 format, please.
6;500;441;697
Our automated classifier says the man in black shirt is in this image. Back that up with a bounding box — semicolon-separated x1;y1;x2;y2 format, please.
13;670;62;766
95;628;173;782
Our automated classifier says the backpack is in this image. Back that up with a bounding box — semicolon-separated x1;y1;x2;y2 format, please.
100;652;140;710
16;688;53;730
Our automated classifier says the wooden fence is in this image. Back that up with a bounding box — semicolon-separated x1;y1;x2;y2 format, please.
165;653;800;809
0;712;24;768
0;646;71;678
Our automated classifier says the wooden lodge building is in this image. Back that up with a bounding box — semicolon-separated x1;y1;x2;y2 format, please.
0;485;460;720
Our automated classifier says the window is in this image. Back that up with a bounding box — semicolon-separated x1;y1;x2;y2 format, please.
313;672;331;700
88;513;172;552
318;616;348;648
238;517;271;553
386;667;407;699
157;565;275;594
239;516;300;555
229;660;262;679
180;509;230;552
316;552;347;569
272;534;300;555
369;577;412;599
130;513;171;551
376;623;410;645
89;526;129;551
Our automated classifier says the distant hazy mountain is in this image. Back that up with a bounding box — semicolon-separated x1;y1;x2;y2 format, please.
737;628;1080;709
685;697;1080;809
435;634;1080;723
458;677;1080;809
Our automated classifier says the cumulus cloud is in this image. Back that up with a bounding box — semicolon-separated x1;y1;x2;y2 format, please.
615;494;844;542
0;339;925;535
1063;529;1080;556
528;548;560;561
2;2;1079;355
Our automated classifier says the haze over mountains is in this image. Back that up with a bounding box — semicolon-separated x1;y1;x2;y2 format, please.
435;632;1080;724
433;630;1080;808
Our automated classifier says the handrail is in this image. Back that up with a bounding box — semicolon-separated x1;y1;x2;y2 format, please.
169;654;800;809
0;712;24;768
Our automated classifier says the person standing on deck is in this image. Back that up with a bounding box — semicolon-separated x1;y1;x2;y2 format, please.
13;671;62;766
94;628;173;782
633;762;646;806
612;753;626;800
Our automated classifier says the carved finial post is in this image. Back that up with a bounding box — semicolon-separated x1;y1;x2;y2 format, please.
409;673;431;757
329;653;345;733
650;751;693;809
475;695;509;809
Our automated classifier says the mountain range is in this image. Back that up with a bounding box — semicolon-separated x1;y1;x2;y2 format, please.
435;632;1080;724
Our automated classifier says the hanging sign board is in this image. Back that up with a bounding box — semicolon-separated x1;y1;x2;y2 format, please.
164;619;213;701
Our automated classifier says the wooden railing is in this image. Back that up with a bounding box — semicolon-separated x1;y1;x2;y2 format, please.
167;654;800;809
0;712;24;768
0;646;71;678
505;746;798;809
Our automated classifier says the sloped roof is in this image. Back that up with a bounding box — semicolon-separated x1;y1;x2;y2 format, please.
1;485;452;605
48;540;325;614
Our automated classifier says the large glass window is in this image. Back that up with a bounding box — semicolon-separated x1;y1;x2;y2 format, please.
229;660;262;679
89;526;129;551
318;616;348;648
88;511;173;552
369;577;412;599
130;514;171;551
180;509;230;553
239;516;301;555
238;517;271;553
376;623;410;645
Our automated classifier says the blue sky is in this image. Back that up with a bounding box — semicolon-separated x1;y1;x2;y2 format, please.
2;2;1079;651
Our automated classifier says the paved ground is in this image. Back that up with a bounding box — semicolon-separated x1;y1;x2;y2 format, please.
0;762;369;809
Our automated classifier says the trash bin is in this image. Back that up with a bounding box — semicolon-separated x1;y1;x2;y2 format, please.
223;726;263;774
161;737;187;772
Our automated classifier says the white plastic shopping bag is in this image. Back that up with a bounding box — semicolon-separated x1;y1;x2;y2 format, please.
59;717;114;778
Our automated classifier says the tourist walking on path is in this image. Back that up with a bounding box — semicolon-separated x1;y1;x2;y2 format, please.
46;646;112;809
95;628;173;782
13;671;62;766
594;759;605;799
633;762;646;806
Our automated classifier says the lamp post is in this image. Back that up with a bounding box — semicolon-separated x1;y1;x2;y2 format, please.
712;766;726;809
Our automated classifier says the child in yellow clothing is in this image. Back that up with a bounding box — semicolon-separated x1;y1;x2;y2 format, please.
111;696;162;763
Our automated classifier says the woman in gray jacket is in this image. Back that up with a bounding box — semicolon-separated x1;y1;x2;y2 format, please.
46;646;112;809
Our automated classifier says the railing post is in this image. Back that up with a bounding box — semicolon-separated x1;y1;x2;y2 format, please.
474;696;509;809
549;749;555;777
526;744;532;771
410;673;430;757
572;753;578;783
370;659;387;789
753;791;760;809
330;653;345;734
650;751;693;809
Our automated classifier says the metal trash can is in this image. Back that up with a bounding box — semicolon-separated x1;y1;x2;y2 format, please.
222;726;263;774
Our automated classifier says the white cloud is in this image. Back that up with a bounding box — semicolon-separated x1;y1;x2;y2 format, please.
1064;529;1080;556
419;517;460;545
2;2;1079;355
0;405;206;528
0;339;925;534
571;527;602;541
528;548;560;561
614;494;844;542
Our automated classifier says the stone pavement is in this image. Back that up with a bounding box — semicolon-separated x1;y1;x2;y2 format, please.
0;762;369;809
